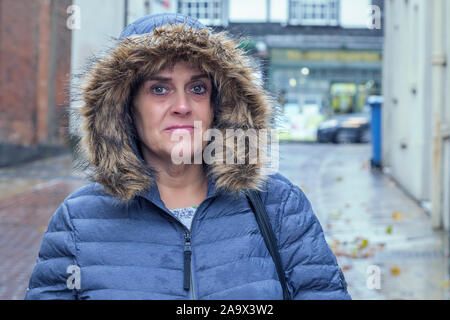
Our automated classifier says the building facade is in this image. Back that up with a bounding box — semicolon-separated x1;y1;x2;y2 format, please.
119;0;384;115
192;0;384;116
383;0;450;230
0;0;72;166
71;0;384;114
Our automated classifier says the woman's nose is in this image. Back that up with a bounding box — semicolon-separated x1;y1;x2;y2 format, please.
171;92;192;116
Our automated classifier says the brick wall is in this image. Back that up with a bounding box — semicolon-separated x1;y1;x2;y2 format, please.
0;0;72;166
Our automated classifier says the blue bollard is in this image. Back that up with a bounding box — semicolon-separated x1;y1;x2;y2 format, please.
368;96;383;169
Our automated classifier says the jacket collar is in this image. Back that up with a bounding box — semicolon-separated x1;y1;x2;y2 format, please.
137;173;220;212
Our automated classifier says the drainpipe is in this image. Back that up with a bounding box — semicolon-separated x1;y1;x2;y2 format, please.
430;0;446;229
124;0;129;28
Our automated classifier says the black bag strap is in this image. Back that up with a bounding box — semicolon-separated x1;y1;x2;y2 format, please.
245;190;291;300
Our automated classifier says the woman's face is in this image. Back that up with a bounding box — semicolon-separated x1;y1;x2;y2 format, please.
132;60;214;164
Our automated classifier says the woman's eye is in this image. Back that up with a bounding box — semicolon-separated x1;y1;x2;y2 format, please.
191;84;207;95
151;86;168;95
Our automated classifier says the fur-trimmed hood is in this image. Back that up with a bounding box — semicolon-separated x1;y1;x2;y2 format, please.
73;14;277;201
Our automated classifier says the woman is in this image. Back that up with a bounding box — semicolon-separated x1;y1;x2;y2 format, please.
25;13;351;300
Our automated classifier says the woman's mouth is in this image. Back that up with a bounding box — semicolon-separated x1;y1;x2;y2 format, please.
164;125;195;133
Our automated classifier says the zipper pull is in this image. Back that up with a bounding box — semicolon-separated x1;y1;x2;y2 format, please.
183;231;192;291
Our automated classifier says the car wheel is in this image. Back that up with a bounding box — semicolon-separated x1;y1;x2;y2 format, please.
334;130;354;144
359;128;371;143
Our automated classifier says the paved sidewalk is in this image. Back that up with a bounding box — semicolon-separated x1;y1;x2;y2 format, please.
0;154;87;299
278;142;450;300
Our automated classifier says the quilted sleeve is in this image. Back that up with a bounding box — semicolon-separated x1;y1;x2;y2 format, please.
24;202;79;300
278;185;351;300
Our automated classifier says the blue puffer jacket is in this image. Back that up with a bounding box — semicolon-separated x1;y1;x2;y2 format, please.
25;173;350;300
24;13;351;300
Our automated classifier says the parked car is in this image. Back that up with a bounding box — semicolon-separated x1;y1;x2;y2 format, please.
317;112;371;143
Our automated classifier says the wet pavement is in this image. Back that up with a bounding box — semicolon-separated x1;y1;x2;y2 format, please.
0;154;87;299
0;143;449;299
278;142;450;300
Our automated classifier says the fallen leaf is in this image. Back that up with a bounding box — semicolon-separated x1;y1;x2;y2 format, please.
358;238;369;249
330;237;384;259
341;265;352;271
331;210;341;218
386;225;393;234
361;161;368;169
350;248;359;258
37;226;47;233
332;248;348;257
336;177;343;182
392;211;404;220
440;280;450;288
331;239;340;247
390;266;401;276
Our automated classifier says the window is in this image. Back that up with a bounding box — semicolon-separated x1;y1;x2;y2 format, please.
289;0;340;26
177;0;227;26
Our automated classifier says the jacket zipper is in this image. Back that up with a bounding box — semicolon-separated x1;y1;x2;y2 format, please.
142;183;217;299
184;229;195;299
149;199;213;300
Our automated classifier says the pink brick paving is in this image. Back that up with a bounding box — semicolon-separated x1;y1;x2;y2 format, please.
0;180;86;299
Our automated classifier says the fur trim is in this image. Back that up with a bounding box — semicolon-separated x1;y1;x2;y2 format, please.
72;23;278;201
